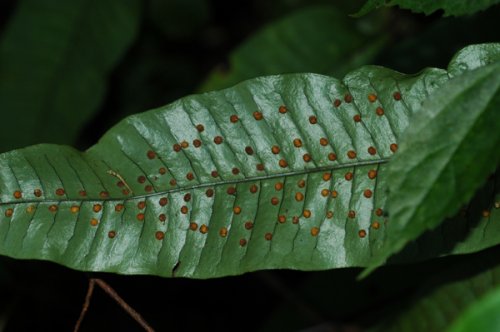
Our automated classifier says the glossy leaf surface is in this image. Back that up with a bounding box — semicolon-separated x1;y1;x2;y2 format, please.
363;58;500;276
355;0;500;17
0;44;498;279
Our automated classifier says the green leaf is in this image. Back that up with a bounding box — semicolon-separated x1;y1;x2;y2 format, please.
0;44;497;279
355;0;500;17
447;285;500;332
362;58;500;277
371;168;498;271
0;0;141;152
200;5;386;92
260;244;500;332
448;42;500;76
372;247;500;332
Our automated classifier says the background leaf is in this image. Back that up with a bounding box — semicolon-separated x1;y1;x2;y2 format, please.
0;0;141;152
447;284;500;332
200;5;386;92
372;246;500;332
373;9;500;74
388;169;499;263
355;0;500;17
259;245;500;332
362;57;500;276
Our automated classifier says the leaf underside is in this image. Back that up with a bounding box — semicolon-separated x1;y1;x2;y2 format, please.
0;44;498;279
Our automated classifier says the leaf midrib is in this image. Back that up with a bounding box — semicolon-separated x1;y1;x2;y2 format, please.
0;158;388;206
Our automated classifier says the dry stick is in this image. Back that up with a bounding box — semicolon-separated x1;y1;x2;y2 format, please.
74;278;96;332
94;279;155;332
74;278;155;332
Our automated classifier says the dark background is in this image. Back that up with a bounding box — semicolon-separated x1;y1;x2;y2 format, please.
0;0;498;330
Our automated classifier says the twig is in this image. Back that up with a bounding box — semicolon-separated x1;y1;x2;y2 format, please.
94;279;155;332
73;278;96;332
107;169;134;195
74;278;155;332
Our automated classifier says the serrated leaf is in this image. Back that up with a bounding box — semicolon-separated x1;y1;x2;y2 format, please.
0;0;141;152
362;58;500;277
200;5;386;92
355;0;500;17
0;44;498;279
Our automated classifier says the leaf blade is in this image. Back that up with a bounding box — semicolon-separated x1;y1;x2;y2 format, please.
0;44;499;279
363;61;500;276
